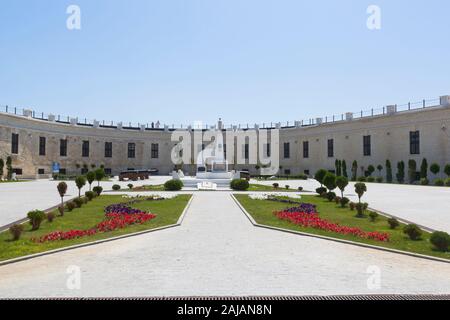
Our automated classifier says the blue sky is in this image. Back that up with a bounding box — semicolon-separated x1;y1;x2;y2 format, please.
0;0;449;127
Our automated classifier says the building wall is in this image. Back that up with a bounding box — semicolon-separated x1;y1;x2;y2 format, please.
1;105;450;179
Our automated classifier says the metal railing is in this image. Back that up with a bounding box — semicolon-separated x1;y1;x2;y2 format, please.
0;97;444;131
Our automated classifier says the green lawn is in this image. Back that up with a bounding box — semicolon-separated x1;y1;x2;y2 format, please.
247;184;300;192
0;194;191;262
234;194;450;260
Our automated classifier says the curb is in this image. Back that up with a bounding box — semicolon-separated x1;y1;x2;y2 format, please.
231;194;450;265
0;194;194;267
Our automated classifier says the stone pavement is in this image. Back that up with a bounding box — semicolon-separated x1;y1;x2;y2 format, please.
0;192;449;297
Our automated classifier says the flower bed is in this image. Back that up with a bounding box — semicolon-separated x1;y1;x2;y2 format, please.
34;203;156;243
275;206;389;242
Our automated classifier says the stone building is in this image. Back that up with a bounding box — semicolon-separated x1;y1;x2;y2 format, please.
1;95;449;180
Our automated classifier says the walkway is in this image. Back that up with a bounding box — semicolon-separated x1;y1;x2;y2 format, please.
0;192;449;297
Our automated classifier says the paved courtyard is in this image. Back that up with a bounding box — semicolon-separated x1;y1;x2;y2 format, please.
0;192;449;297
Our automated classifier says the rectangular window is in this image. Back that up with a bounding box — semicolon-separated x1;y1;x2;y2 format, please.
327;139;334;157
104;168;112;175
105;142;112;158
410;131;420;155
151;143;159;158
128;143;136;158
39;137;46;156
38;168;45;174
12;168;22;175
303;141;309;158
60;139;68;157
11;133;19;154
59;168;67;175
265;143;271;157
223;144;227;158
304;169;310;175
283;142;290;158
284;169;291;175
244;144;249;159
82;140;89;157
81;167;88;174
363;135;371;156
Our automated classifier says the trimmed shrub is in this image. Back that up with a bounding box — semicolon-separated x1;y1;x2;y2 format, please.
408;159;417;184
335;176;348;199
285;185;290;190
314;169;328;186
357;176;367;182
420;178;429;185
355;203;365;217
272;183;279;189
127;183;134;190
298;186;303;191
403;224;422;240
334;196;341;205
445;178;450;187
9;224;24;241
93;186;103;196
323;172;336;191
164;179;184;191
369;211;378;222
85;191;95;200
367;176;375;183
230;179;249;191
47;212;55;223
434;178;445;186
58;205;64;216
387;217;400;229
354;182;367;203
349;202;356;211
430;231;450;252
112;184;121;191
73;197;84;208
83;197;89;204
27;210;46;230
376;177;383;183
396;161;405;183
315;187;327;195
385;159;393;183
340;197;350;208
66;201;76;212
326;191;336;202
445;164;450;177
430;163;440;176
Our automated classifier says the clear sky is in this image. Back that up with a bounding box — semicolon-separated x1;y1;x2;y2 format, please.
0;0;449;127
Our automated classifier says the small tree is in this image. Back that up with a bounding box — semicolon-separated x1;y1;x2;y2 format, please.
351;160;358;181
323;172;336;191
0;158;3;180
57;182;68;212
420;158;428;180
336;176;348;199
6;156;13;180
314;169;328;187
86;171;95;190
444;164;450;178
375;164;382;177
335;160;341;176
430;163;440;177
94;168;105;187
342;160;348;178
354;182;367;203
366;165;375;177
75;176;86;197
396;161;405;183
386;160;393;183
408;159;417;184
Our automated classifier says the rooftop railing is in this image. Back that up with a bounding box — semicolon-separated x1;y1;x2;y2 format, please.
0;96;446;131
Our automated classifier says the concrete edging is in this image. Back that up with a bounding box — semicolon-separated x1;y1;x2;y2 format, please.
230;194;450;265
0;194;194;267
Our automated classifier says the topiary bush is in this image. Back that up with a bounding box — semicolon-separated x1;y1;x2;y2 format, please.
9;224;24;241
369;211;378;222
66;201;76;212
349;202;356;211
430;231;450;252
112;184;121;191
367;176;375;183
73;197;84;208
340;197;350;208
315;187;327;195
376;177;383;183
272;183;279;189
387;217;400;229
355;203;365;217
27;210;46;230
403;224;422;240
357;176;367;182
85;191;95;200
285;185;290;190
434;178;444;186
230;179;249;191
58;205;64;216
298;186;303;191
445;178;450;187
127;183;134;190
164;179;184;191
326;191;336;202
93;186;103;196
420;178;429;185
47;212;55;223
